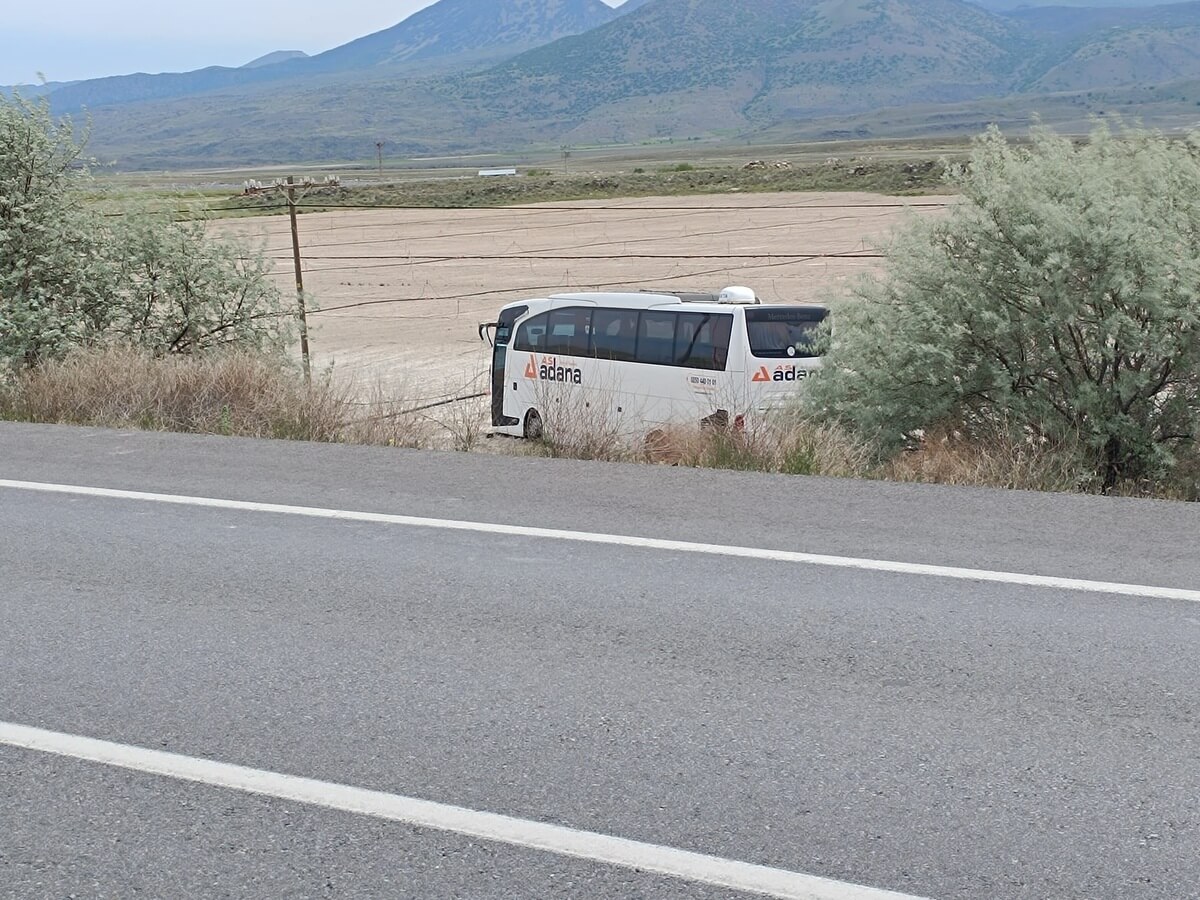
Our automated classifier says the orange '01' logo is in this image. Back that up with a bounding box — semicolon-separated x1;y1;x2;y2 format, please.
754;365;810;383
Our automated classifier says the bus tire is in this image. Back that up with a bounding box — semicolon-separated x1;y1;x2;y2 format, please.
523;409;544;440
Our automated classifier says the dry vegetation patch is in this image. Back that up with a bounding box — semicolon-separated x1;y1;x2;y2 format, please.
0;347;449;448
5;347;1195;499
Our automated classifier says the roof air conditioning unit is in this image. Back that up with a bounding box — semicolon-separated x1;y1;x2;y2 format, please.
717;285;759;304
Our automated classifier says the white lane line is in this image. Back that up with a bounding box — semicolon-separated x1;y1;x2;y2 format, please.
1;721;928;900
2;478;1198;604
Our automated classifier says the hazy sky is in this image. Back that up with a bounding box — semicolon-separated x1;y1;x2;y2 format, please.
3;0;625;86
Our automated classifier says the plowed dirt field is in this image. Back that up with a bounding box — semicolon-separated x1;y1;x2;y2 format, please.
220;191;949;403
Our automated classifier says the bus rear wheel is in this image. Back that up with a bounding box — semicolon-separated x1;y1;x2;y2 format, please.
523;409;544;440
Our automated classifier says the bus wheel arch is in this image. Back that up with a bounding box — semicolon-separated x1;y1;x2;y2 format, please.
523;408;544;440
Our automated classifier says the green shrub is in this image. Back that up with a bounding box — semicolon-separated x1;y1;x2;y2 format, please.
0;93;290;371
810;122;1200;492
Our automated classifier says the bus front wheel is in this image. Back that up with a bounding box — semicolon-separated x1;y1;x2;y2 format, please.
523;409;544;440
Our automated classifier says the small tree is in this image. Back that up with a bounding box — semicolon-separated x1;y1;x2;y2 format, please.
810;122;1200;491
0;93;111;366
106;210;291;355
0;93;291;371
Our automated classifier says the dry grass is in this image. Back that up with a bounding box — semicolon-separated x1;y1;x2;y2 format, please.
880;426;1098;494
0;346;438;447
1106;448;1200;502
4;347;1194;500
334;380;442;450
421;392;490;452
643;413;873;478
882;426;1200;500
528;386;638;465
523;397;873;478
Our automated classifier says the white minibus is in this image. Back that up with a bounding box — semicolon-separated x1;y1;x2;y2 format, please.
479;286;828;439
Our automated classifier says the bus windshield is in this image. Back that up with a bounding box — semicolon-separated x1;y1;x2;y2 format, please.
745;308;827;359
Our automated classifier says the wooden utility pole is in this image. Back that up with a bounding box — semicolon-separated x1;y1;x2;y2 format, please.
241;173;340;382
285;176;312;382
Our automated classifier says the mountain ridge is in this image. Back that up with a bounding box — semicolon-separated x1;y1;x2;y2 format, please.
35;0;632;115
26;0;1200;169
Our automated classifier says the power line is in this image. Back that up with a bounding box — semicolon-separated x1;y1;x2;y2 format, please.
288;201;952;212
254;204;929;255
255;209;718;252
100;202;289;218
263;251;883;277
307;254;870;316
242;259;876;279
268;252;885;261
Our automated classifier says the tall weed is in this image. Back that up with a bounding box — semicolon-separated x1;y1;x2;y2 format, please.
0;346;431;447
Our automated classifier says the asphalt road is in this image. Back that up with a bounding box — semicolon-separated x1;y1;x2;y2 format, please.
2;422;1199;899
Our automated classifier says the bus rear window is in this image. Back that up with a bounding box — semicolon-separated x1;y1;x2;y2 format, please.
745;308;827;359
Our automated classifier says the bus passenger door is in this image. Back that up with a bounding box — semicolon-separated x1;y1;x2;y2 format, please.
488;305;526;427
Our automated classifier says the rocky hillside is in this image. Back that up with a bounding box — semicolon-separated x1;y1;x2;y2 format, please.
51;0;1200;168
469;0;1033;127
1008;1;1200;91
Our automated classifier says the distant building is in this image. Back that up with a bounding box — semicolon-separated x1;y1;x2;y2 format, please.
478;168;518;177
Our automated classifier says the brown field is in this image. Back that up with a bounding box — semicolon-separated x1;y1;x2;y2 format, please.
218;191;950;402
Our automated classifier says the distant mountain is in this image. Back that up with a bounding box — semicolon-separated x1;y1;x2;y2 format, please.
1030;27;1200;91
976;0;1189;8
1008;1;1200;91
43;0;625;115
1;81;72;99
304;0;618;72
241;51;309;69
455;0;1033;129
1006;0;1200;36
64;0;1200;169
42;67;288;115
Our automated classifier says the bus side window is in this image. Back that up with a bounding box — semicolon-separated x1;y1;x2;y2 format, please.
591;309;637;361
676;312;733;371
675;314;701;367
711;314;732;370
636;311;677;366
513;312;550;352
545;308;593;357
